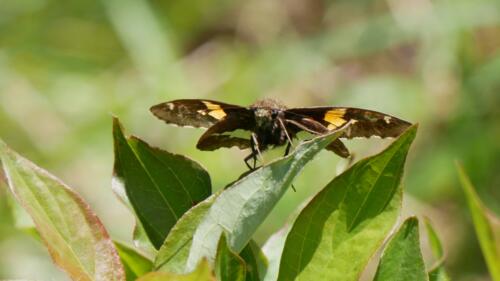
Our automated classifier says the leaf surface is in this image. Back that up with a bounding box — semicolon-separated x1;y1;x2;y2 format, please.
373;217;427;281
154;192;219;273
215;234;246;281
113;117;211;249
262;226;292;281
186;129;346;271
424;218;450;281
240;240;268;281
277;125;417;281
457;163;500;281
138;259;215;281
0;139;125;281
115;242;153;281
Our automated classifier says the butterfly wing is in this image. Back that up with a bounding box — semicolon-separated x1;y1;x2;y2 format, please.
285;107;411;139
196;111;255;151
150;99;246;128
279;113;348;157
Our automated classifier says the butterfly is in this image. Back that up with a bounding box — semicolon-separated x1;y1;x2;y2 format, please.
150;98;412;169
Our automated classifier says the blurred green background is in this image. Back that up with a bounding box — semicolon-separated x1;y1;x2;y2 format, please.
0;0;499;280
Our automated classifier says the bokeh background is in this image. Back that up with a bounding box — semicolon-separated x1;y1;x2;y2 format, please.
0;0;499;280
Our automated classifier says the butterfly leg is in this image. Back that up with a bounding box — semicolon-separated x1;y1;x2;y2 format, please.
284;142;291;156
244;133;262;170
244;152;256;170
244;135;257;170
279;118;296;192
251;133;263;165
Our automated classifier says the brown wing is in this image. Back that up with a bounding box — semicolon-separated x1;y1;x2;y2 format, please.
150;99;246;128
283;116;351;158
286;107;411;139
326;139;350;158
196;111;255;151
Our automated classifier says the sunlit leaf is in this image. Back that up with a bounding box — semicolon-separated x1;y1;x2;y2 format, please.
112;117;211;249
0;139;125;281
277;125;417;281
373;217;427;281
138;259;215;281
155;190;266;280
215;234;246;281
457;163;500;281
424;218;450;281
186;129;346;272
155;192;219;273
115;242;153;281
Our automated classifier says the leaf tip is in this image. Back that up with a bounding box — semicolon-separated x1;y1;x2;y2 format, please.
403;123;419;140
112;116;123;133
397;216;420;233
112;117;129;147
455;160;475;196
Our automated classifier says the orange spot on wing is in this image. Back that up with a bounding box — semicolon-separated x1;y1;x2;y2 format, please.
208;109;226;119
324;109;347;129
202;101;227;119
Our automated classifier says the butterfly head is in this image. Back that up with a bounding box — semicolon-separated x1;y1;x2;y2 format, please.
254;108;278;128
251;98;286;129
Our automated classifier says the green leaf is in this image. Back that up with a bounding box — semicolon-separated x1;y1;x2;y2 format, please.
132;220;158;257
112;117;211;249
155;192;220;273
240;240;268;281
115;242;153;281
278;125;417;281
5;198;148;281
155;190;267;280
261;199;305;281
457;163;500;281
186;129;346;272
215;234;246;281
373;217;427;281
424;218;450;281
262;226;292;281
138;259;215;281
0;139;125;281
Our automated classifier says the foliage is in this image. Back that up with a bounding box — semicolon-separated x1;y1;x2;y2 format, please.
457;164;500;281
0;117;495;281
424;218;450;281
215;234;246;281
277;124;415;281
0;107;500;281
0;139;124;281
1;0;499;279
373;217;427;281
112;117;211;249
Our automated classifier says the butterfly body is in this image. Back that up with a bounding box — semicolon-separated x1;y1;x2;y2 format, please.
150;98;411;168
249;99;290;151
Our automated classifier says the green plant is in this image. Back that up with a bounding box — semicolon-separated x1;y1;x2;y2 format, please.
1;118;492;281
457;164;500;281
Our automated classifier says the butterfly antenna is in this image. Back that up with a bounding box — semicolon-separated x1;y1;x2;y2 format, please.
278;118;294;153
285;119;324;134
279;119;294;156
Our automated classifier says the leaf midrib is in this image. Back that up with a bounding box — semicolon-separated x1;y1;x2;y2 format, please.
347;139;405;230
